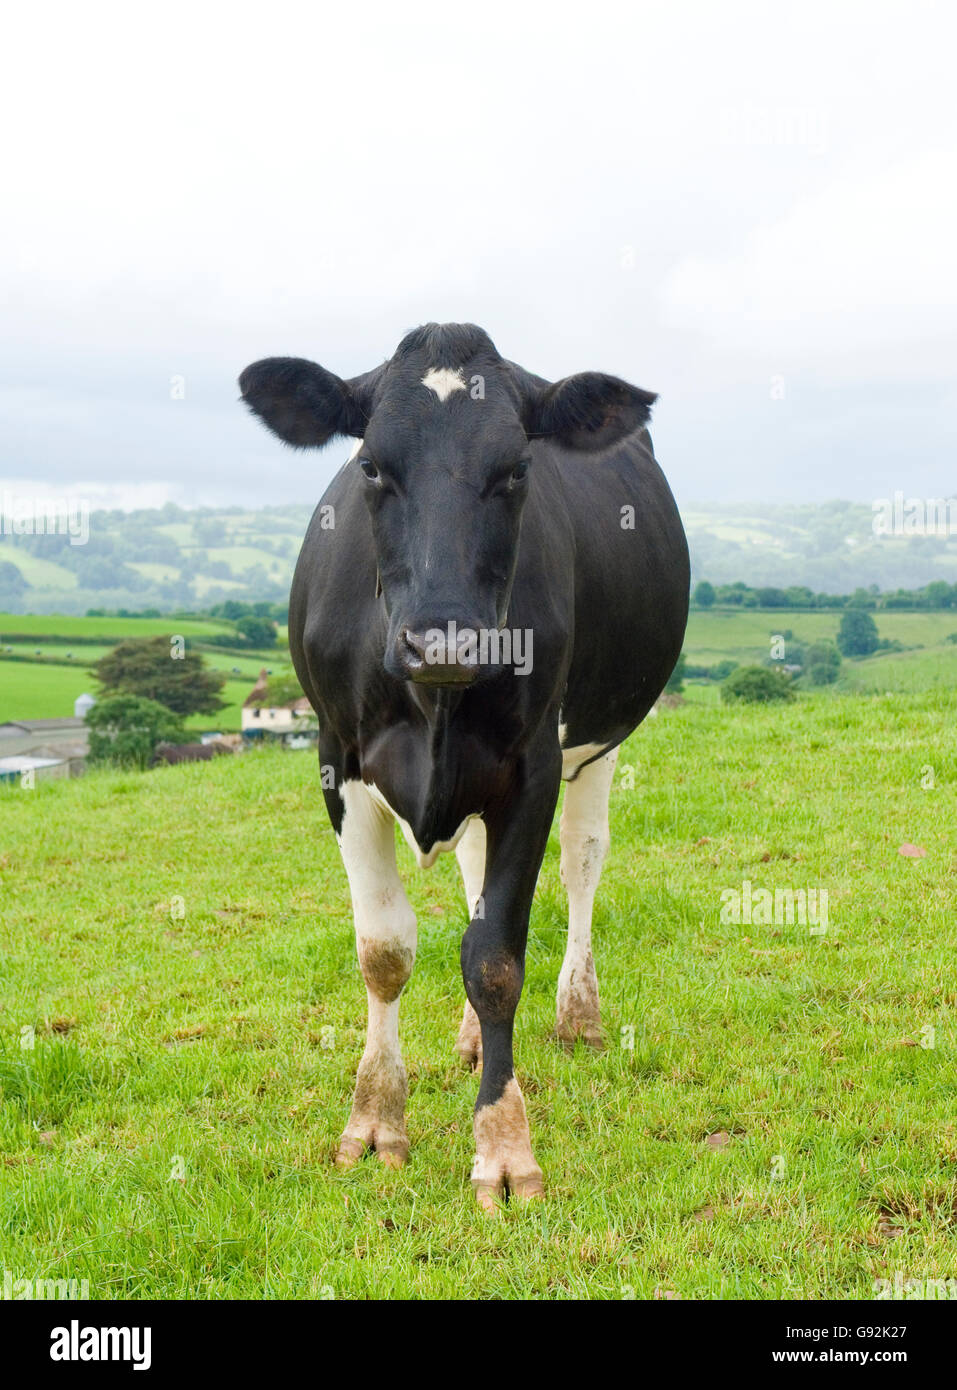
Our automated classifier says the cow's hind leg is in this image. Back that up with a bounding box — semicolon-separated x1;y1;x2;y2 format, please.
455;818;485;1069
335;780;417;1169
555;747;618;1049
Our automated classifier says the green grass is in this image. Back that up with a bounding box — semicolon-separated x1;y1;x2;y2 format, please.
0;548;79;590
0;662;97;720
183;678;257;733
2;691;956;1298
0;613;286;728
0;641;116;663
837;645;957;693
685;608;957;667
0;613;233;641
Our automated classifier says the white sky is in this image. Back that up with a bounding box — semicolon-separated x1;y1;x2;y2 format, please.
1;0;955;509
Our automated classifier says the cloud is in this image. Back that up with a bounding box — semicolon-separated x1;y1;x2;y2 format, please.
660;151;957;377
1;0;955;505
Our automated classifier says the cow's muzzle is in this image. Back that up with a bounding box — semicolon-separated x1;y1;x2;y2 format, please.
394;624;481;687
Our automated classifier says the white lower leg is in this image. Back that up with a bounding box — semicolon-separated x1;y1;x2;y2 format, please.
455;819;486;1066
336;781;417;1165
556;748;618;1045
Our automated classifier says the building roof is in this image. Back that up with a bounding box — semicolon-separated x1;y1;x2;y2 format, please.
0;717;86;735
0;755;63;773
243;668;270;707
243;669;311;713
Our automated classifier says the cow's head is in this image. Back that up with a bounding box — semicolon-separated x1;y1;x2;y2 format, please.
240;323;656;686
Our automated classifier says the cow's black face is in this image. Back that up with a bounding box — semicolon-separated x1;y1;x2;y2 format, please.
239;323;658;687
357;389;533;686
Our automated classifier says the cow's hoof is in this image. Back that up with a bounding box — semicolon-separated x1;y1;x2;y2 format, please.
553;1017;605;1051
335;1136;366;1168
455;1002;483;1071
335;1132;408;1169
375;1143;408;1169
472;1172;544;1214
455;1038;483;1071
471;1078;542;1213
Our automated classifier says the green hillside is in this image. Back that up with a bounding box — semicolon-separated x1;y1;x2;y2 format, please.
5;498;957;615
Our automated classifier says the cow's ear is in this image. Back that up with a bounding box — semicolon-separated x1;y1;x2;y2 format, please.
238;357;381;447
522;371;657;452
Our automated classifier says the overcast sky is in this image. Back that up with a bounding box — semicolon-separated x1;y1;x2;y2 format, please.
1;0;955;512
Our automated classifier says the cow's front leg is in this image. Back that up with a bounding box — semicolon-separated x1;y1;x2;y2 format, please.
335;780;417;1169
461;751;560;1211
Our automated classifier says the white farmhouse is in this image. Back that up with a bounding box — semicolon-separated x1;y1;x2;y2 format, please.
240;668;315;739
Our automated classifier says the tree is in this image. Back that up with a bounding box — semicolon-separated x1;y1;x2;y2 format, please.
256;673;306;706
806;640;842;685
693;580;715;608
721;666;796;704
924;580;954;609
837;609;878;657
236;614;277;648
0;559;28;598
756;587;789;608
193;518;227;547
94;637;226;716
664;651;686;694
86;695;185;769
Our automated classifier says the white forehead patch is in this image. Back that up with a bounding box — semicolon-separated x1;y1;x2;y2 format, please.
421;366;467;401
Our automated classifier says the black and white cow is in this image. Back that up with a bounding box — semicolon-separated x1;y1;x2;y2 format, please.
239;323;689;1210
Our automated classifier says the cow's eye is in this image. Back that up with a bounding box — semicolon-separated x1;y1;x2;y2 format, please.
510;459;530;483
359;458;379;481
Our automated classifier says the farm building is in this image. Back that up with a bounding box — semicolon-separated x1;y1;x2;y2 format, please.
240;668;317;744
0;717;89;774
0;753;74;784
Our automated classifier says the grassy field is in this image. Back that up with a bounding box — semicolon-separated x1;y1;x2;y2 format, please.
2;691;956;1299
0;660;282;727
0;614;235;641
0;663;100;720
5;603;957;726
0;611;292;725
683;607;957;700
684;607;957;667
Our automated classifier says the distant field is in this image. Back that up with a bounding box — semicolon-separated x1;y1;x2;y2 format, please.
0;641;115;662
5;604;957;727
0;612;292;727
127;562;182;583
0;667;280;729
0;662;96;720
0;613;233;641
838;645;957;693
181;680;249;733
0;549;79;590
685;608;957;667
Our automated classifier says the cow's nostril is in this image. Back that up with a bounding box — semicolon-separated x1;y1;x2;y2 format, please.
400;628;427;664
